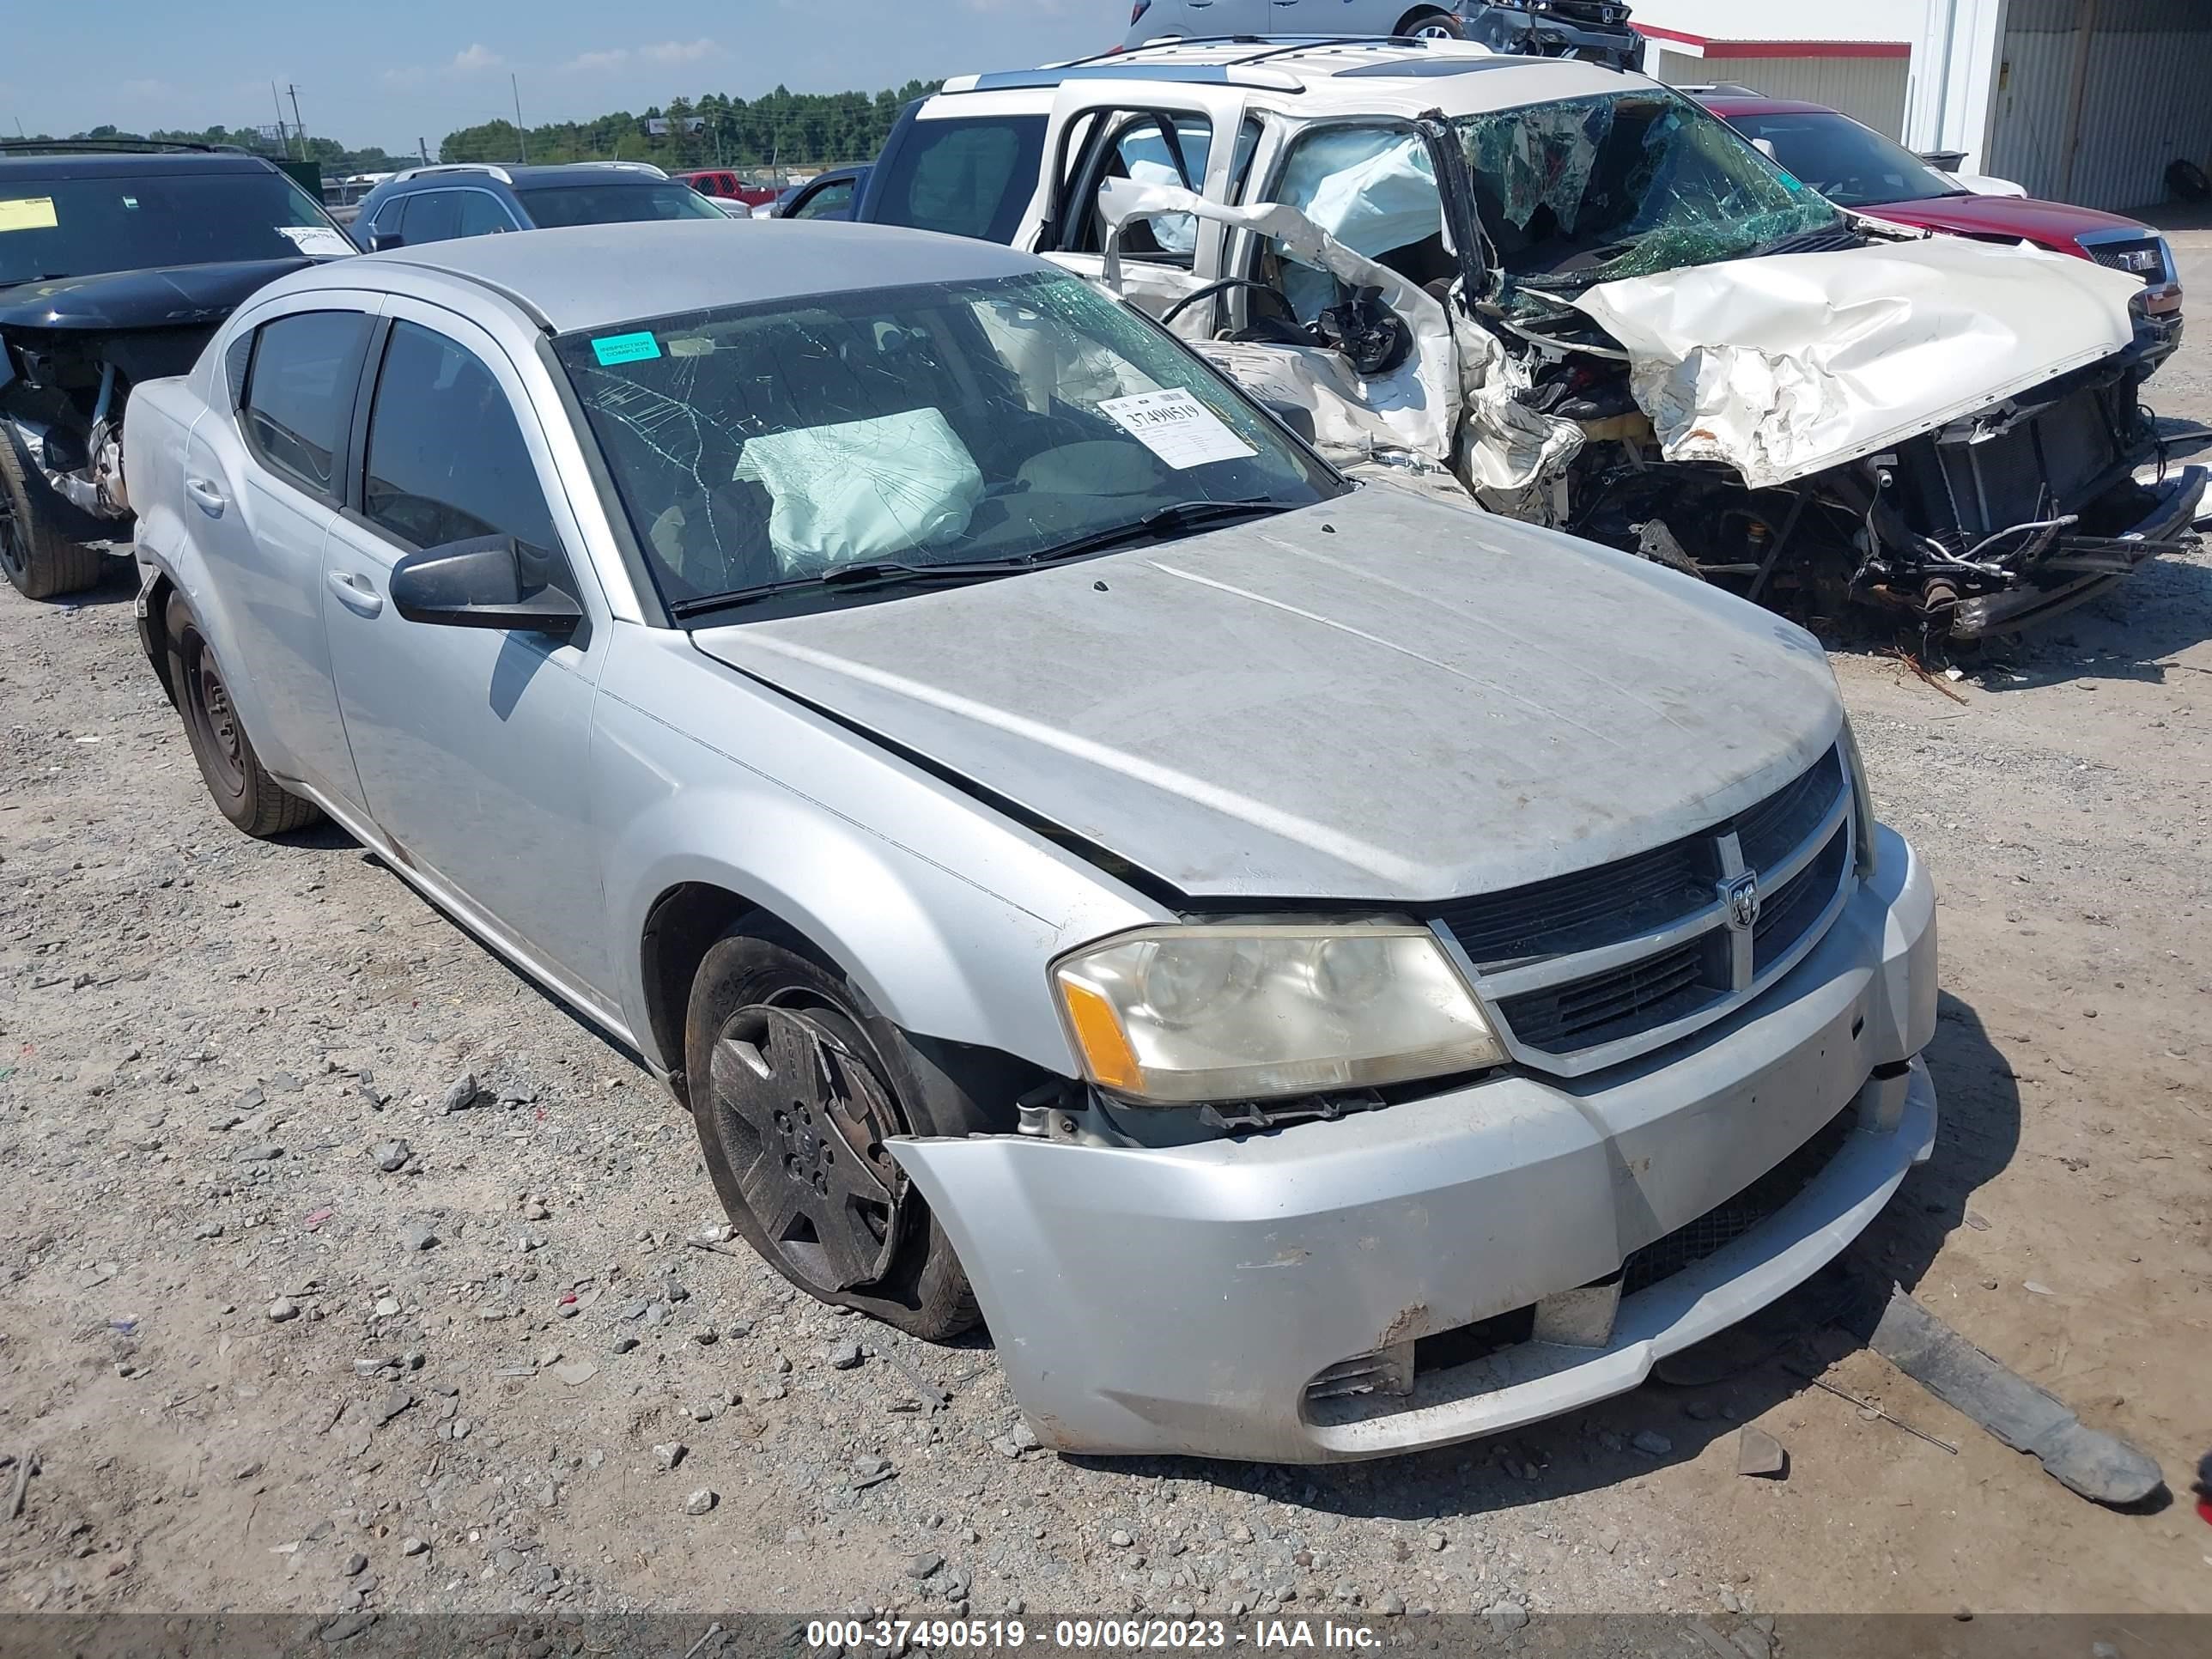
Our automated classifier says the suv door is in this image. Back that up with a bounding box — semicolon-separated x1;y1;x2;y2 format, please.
1018;81;1256;313
453;188;519;238
319;304;617;1010
182;298;380;809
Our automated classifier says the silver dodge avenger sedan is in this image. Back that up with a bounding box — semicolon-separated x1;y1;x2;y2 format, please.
124;220;1936;1462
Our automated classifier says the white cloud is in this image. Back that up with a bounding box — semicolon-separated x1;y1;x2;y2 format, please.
379;64;428;89
561;38;725;73
448;43;505;75
638;39;723;66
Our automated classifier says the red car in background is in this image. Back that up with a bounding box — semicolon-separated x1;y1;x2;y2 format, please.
1694;94;2183;330
673;168;779;211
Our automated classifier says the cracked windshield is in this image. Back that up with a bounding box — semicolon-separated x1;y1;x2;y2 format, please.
554;270;1338;611
1457;90;1840;301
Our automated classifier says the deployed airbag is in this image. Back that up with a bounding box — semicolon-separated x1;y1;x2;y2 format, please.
733;408;984;571
1572;235;2146;489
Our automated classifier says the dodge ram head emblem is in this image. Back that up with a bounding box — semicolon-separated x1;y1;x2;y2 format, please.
1723;872;1762;932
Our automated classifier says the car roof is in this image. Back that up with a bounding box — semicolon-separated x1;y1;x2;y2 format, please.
934;36;1651;118
321;218;1057;332
0;150;286;179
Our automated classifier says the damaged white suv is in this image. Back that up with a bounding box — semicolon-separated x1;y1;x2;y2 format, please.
858;36;2204;643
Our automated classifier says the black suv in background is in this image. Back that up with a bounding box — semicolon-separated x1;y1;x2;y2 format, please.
0;142;355;598
350;161;725;251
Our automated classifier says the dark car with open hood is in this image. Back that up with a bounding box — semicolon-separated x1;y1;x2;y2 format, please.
0;141;353;599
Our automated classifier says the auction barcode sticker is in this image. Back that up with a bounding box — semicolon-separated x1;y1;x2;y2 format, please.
1098;387;1255;471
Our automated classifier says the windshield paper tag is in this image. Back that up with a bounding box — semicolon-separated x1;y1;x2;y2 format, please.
277;225;354;258
592;331;663;367
1098;387;1255;471
0;197;58;233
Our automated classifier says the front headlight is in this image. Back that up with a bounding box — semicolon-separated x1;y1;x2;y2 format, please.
1842;715;1879;879
1051;923;1505;1105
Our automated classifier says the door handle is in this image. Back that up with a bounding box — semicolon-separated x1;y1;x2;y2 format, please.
184;477;227;516
326;569;385;618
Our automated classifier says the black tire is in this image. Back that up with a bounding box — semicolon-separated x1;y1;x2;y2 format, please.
164;591;322;838
684;925;985;1340
1399;8;1468;39
0;432;104;600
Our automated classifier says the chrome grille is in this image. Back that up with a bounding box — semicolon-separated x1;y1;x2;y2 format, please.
1433;745;1856;1076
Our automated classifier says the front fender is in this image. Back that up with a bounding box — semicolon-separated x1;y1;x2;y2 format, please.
592;627;1164;1074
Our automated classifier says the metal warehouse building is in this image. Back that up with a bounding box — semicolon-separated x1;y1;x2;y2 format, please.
1632;0;2212;210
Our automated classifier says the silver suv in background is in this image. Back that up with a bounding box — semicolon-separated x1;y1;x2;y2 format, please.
124;220;1936;1462
1127;0;1640;64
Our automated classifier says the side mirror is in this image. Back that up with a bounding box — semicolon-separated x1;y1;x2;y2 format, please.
1259;397;1317;446
388;535;582;638
1751;137;1778;162
368;228;405;252
1918;149;1968;173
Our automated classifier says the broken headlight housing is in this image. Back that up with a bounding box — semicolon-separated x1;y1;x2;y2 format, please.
1051;924;1505;1105
1842;716;1879;880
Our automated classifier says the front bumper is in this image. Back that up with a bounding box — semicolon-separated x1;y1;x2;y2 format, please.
1950;463;2207;639
890;826;1939;1462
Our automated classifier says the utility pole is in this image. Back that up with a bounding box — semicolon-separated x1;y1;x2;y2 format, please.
288;84;306;156
417;137;429;164
270;82;289;155
511;73;527;163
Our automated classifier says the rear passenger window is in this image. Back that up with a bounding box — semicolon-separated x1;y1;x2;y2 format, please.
362;319;562;574
1070;113;1213;260
872;114;1046;243
454;191;513;238
399;190;462;244
241;310;372;498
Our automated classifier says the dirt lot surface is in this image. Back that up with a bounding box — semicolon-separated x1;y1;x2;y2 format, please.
2;240;2209;1633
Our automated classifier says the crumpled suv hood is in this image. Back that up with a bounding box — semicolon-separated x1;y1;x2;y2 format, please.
1573;233;2147;490
691;487;1843;903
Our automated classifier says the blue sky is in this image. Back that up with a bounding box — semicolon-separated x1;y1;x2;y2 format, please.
3;0;1117;154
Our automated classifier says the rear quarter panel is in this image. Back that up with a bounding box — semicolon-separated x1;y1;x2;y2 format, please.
121;374;203;577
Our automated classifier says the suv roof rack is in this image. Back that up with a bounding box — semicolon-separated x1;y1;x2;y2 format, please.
0;137;265;158
574;161;668;179
391;161;516;185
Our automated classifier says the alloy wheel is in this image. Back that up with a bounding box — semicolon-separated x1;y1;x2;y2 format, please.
706;997;905;1294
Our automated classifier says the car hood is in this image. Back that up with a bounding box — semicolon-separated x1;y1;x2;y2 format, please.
1858;191;2151;249
690;487;1843;903
1573;232;2148;490
0;258;312;331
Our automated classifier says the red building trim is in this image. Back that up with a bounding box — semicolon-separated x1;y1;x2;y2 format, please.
1633;22;1911;59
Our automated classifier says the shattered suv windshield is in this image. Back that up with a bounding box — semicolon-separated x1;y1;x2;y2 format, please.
555;270;1338;613
1456;90;1840;294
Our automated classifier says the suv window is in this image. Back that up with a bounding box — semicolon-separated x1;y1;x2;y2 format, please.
398;190;463;245
871;113;1047;244
1261;124;1446;320
454;190;514;238
509;183;723;227
791;177;859;221
241;310;373;498
362;319;562;569
1067;113;1213;260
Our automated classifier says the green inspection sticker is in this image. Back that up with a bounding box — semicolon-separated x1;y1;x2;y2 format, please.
591;331;661;366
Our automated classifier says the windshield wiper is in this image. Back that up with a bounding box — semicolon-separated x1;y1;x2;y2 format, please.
1018;497;1296;564
669;499;1297;622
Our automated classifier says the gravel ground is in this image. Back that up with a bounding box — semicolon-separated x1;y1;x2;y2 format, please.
1;239;2209;1631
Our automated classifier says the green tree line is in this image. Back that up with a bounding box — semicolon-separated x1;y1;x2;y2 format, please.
26;79;942;181
27;123;414;176
437;82;943;170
